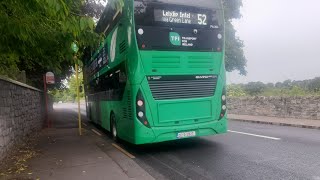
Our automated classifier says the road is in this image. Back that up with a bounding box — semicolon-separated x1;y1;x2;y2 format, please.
57;103;320;180
53;102;87;115
121;120;320;180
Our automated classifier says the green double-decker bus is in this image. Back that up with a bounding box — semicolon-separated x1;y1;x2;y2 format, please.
83;0;227;144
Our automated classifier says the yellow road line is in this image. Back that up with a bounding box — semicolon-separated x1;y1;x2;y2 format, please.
91;129;102;136
112;143;135;159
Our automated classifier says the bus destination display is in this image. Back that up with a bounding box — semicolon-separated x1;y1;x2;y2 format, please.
154;9;208;26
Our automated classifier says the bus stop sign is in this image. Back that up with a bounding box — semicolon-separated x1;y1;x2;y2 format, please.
45;72;55;84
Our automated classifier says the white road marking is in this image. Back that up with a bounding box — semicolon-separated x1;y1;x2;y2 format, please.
91;129;102;136
228;130;281;140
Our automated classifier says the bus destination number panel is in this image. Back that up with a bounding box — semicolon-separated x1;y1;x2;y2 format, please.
154;9;208;26
134;2;223;51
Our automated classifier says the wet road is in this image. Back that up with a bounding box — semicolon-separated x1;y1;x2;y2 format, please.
60;103;320;180
120;121;320;180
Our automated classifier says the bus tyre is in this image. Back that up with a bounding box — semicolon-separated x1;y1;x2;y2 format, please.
111;113;118;142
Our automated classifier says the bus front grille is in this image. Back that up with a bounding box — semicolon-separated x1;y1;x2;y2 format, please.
148;76;218;100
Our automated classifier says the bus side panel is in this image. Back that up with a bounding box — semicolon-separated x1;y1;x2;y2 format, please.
116;88;136;143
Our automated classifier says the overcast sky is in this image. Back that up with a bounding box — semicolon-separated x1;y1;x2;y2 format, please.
227;0;320;84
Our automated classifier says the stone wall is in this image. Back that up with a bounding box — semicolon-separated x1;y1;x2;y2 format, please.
228;96;320;120
0;76;45;161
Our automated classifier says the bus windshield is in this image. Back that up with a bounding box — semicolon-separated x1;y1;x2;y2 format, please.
134;0;223;51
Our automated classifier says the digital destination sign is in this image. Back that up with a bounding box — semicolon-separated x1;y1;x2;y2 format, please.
154;9;208;26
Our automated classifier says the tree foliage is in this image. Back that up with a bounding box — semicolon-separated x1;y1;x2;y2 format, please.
223;0;247;75
0;0;100;87
81;0;107;19
50;71;84;102
227;84;247;97
243;82;266;95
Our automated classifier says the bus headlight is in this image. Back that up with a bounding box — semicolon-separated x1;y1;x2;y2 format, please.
138;111;144;118
136;90;151;128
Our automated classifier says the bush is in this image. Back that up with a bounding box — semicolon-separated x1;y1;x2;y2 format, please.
243;82;266;96
228;77;320;97
227;84;247;97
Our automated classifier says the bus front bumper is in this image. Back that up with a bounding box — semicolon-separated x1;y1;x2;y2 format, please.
134;117;227;144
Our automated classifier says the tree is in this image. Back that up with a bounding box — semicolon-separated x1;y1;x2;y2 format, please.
0;0;100;87
307;77;320;92
223;0;247;75
82;0;107;19
243;82;266;95
49;71;84;102
282;80;293;88
68;71;84;101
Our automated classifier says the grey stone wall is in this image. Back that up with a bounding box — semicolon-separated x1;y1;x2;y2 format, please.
0;77;45;161
228;96;320;120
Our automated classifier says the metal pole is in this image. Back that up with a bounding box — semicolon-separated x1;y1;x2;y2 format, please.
75;62;82;136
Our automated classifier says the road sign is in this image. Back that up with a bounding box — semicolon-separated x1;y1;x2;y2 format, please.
71;42;79;53
45;72;55;84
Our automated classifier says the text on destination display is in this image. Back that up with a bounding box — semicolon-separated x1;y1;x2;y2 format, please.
154;9;208;26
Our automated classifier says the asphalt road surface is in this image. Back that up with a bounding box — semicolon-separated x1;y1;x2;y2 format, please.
56;103;320;180
120;121;320;180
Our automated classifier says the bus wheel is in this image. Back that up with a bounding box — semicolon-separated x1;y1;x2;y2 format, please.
111;113;118;141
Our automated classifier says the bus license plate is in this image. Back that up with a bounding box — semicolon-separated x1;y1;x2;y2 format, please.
177;131;196;139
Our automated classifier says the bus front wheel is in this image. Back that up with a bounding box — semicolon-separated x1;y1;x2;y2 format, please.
111;113;118;141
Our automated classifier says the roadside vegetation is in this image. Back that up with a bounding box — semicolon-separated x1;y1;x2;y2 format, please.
49;72;85;102
0;0;107;88
227;77;320;97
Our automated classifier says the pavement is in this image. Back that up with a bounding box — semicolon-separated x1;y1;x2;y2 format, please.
229;114;320;130
7;104;154;180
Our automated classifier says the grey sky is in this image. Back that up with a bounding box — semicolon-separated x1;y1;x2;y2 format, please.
227;0;320;84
